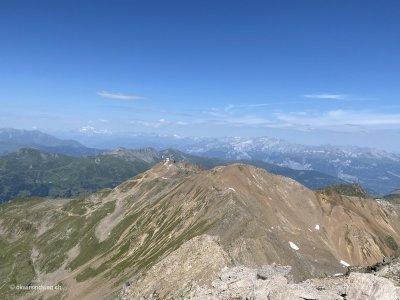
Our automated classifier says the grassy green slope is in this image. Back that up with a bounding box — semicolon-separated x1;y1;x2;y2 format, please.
317;183;369;198
0;148;151;203
0;194;118;299
0;166;213;299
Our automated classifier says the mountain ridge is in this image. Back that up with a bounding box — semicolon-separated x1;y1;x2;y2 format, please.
0;128;101;157
1;161;400;299
2;128;400;194
9;128;399;194
179;136;400;195
0;147;345;204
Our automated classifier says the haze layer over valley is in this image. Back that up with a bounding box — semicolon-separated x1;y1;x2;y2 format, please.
2;128;400;198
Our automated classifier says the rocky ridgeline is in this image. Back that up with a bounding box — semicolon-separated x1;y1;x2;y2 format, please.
190;264;400;300
119;235;400;300
120;263;400;300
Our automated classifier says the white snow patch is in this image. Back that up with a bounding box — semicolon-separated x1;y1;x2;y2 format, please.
289;242;299;250
315;224;320;230
278;160;312;170
228;188;236;192
161;177;168;180
334;273;344;277
377;199;391;207
337;170;359;182
340;260;350;267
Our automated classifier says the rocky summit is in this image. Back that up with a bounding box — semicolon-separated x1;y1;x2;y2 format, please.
120;234;400;300
1;161;400;299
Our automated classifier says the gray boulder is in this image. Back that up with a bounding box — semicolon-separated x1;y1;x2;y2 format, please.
346;273;400;300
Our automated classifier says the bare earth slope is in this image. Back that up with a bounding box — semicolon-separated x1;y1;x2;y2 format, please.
1;161;400;299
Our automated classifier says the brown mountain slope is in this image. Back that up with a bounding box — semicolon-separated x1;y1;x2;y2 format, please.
1;161;400;299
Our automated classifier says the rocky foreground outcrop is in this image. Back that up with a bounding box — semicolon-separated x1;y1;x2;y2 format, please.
120;235;400;300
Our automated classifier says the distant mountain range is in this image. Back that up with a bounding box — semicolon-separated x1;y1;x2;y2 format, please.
0;128;100;156
387;189;400;198
0;147;344;203
59;130;400;195
2;128;400;195
177;136;400;195
384;189;400;204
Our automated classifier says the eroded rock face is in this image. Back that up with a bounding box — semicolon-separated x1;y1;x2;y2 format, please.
120;235;232;299
194;266;400;300
121;265;400;300
346;273;400;300
192;266;289;300
191;265;345;300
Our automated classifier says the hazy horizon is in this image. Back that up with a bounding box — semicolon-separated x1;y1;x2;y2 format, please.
3;126;400;154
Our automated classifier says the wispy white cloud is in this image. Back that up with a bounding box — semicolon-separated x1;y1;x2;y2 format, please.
220;115;272;126
204;105;273;127
275;110;400;128
97;91;145;101
303;93;347;100
104;104;194;116
223;101;307;112
79;126;112;134
224;103;271;111
129;118;176;128
129;120;163;128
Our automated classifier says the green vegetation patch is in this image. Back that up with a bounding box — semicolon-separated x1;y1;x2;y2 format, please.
0;148;153;203
66;201;116;270
384;235;399;252
317;184;369;198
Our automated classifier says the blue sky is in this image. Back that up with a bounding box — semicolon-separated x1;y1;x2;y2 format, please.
1;0;400;151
